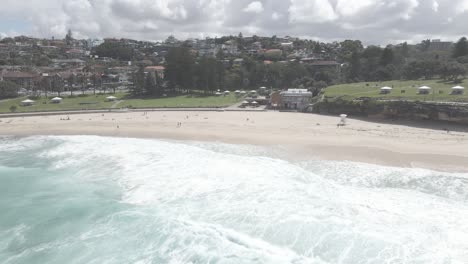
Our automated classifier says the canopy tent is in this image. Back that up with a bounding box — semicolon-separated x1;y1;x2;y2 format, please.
51;97;63;103
249;90;257;93
380;86;392;94
215;92;223;96
241;100;249;104
418;86;431;94
224;90;230;94
234;90;241;93
452;85;465;94
251;101;258;104
106;96;117;101
21;99;35;106
240;91;247;94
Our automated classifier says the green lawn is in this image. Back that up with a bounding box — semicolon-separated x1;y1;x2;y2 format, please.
0;93;241;113
324;80;468;102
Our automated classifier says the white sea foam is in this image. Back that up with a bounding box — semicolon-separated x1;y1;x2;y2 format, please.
1;135;468;263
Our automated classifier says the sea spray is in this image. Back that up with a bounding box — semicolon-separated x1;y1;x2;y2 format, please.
1;136;467;263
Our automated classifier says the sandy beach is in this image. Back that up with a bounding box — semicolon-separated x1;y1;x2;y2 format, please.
1;110;467;172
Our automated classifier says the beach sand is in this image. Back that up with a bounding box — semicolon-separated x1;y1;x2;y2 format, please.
1;111;467;172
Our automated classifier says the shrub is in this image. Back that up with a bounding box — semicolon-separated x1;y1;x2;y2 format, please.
9;105;17;112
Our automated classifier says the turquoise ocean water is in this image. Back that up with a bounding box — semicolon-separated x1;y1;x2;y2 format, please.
0;136;468;263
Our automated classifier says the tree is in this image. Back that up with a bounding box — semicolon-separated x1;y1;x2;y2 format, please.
403;60;441;80
380;46;394;66
453;37;468;58
0;81;20;99
39;77;51;98
94;42;134;61
345;51;361;82
417;39;431;52
91;74;101;95
339;40;363;61
440;62;467;82
65;29;73;46
196;56;223;93
67;73;76;96
131;66;145;96
164;47;195;92
50;75;64;97
77;74;87;95
237;32;244;51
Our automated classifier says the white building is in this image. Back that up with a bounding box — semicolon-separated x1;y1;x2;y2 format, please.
279;89;313;110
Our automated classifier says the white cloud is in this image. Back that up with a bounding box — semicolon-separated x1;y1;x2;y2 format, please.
432;0;439;12
271;12;282;20
336;0;374;16
243;1;264;13
289;0;338;24
1;0;468;44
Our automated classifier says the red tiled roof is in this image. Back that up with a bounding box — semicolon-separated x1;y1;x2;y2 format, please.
310;61;340;66
145;66;165;71
1;71;38;78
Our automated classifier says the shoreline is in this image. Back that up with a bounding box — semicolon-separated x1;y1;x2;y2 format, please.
1;111;468;173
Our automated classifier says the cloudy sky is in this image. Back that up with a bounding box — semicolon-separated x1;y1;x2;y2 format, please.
1;0;468;44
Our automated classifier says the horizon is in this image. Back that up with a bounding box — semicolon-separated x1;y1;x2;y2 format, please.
1;0;468;45
0;33;462;48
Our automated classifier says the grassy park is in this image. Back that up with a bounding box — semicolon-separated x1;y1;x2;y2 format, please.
0;93;241;113
324;79;468;102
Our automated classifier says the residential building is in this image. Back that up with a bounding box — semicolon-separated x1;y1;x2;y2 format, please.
0;70;39;89
144;66;165;79
429;39;453;51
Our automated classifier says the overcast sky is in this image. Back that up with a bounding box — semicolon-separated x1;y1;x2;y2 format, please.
1;0;468;45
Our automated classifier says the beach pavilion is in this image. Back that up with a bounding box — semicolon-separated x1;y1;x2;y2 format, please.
451;85;465;95
21;99;35;106
418;86;431;94
380;86;392;94
51;97;63;103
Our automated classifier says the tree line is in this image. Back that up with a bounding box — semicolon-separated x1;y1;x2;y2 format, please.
131;46;339;96
342;37;468;83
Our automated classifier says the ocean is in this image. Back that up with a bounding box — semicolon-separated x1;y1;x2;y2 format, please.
0;135;467;263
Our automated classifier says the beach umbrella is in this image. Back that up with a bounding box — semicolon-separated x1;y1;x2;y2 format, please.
259;86;267;89
340;114;347;118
